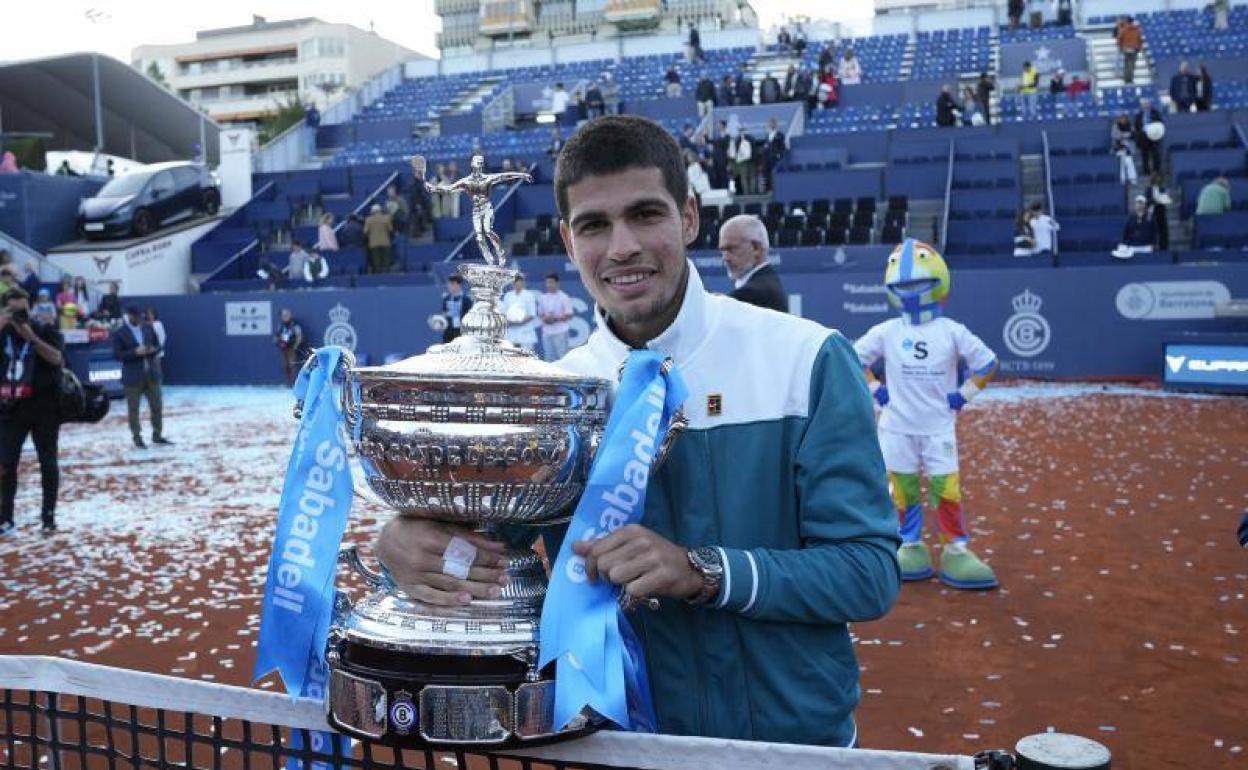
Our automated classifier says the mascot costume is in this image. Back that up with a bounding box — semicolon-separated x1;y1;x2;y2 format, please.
853;239;999;589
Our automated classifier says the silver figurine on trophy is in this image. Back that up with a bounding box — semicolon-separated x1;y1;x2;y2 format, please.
315;153;681;747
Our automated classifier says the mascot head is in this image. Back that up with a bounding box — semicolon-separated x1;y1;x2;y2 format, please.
884;238;949;325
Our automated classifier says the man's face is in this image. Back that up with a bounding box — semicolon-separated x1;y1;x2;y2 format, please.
545;277;558;293
6;298;29;316
559;167;695;332
126;311;141;325
1135;200;1147;215
447;280;462;295
513;278;525;292
281;309;292;323
719;222;761;279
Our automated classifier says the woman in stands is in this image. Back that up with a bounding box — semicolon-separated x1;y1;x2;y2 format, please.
315;213;339;252
1013;209;1036;257
1110;113;1138;184
838;49;862;86
1145;172;1172;251
70;276;92;318
817;64;839;109
54;276;75;312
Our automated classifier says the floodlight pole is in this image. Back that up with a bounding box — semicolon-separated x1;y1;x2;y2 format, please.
92;54;104;153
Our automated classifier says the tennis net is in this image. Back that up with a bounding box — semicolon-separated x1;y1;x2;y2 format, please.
0;656;977;770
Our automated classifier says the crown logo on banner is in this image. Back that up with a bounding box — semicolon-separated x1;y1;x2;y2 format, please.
1012;289;1043;314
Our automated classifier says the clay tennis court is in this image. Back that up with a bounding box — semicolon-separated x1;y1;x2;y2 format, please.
1;384;1245;768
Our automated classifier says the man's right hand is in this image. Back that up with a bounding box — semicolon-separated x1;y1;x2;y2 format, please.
374;518;510;606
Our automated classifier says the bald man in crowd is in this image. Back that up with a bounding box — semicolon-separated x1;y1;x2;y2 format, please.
718;214;788;312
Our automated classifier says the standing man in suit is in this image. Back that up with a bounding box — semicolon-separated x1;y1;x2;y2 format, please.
763;117;788;194
718;215;788;313
114;305;168;449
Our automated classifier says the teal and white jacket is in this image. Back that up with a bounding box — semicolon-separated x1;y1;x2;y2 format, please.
555;263;901;747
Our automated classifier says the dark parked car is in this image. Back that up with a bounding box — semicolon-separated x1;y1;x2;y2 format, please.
78;161;220;239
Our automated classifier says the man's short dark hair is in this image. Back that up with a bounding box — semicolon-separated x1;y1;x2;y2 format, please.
545;273;559;282
447;275;463;286
2;287;29;304
554;116;688;220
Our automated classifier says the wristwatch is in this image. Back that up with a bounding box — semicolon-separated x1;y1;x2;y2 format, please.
686;546;724;606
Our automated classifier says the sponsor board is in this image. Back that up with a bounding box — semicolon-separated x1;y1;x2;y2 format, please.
1162;343;1248;392
226;301;273;336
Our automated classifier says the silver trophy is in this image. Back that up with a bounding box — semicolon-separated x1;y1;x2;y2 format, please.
308;154;683;747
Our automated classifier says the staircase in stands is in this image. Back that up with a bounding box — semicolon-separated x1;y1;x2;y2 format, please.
1082;24;1153;93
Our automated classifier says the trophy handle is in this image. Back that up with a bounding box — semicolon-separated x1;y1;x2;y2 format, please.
651;358;686;473
339;543;387;590
292;348;358;421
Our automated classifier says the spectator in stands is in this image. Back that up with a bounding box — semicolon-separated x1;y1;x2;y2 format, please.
711;119;731;189
728;129;757;195
537;272;573;361
838;48;863;86
439;275;472;344
687;22;705;63
793;22;807;55
303;249;329;286
679;124;697;154
1066;73;1090;100
303;103;321;161
783;65;798;100
759;72;782;104
794;67;815;114
936;84;960;127
0;286;66;535
501;274;539;352
69;276;91;318
664;66;682;98
273;308;304;387
1111;112;1138;184
1008;0;1025;29
816;65;839;109
976;72;995;125
1145;172;1173;251
695;74;717;118
1170;62;1198;113
734;71;754;106
1013;209;1036;256
1056;0;1073;26
445;161;462;217
385;183;409;237
1213;0;1230;31
0;267;18;297
961;87;984;126
1029;202;1060;256
1119;17;1142;85
363;204;394;274
776;26;792;52
54;276;75;312
315;213;339;252
1122;195;1158;253
547;129;564;162
1019;61;1039;119
0;152;18;174
571;87;587;123
286;241;311;283
718;74;736;107
1132;97;1164;176
818;45;834;75
686;150;712;204
1049;69;1066;95
719;215;787;312
763;117;787;193
1196;64;1214;112
601;72;620;115
116;304;167;449
550;82;570;117
585;79;606;119
1195;177;1232;216
94;282;121;323
32;290;56;325
19;264;40;302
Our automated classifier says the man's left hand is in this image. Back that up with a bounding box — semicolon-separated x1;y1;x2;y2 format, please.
13;323;35;342
947;391;967;411
573;523;702;602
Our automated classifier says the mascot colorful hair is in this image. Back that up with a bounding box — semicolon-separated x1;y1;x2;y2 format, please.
853;239;1000;590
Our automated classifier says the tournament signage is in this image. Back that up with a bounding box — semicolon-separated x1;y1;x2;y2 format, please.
1163;342;1248;393
1000;39;1089;78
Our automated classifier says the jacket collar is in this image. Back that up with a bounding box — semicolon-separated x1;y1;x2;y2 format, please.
589;260;716;366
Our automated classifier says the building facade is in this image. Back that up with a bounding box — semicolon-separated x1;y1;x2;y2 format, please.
132;16;424;125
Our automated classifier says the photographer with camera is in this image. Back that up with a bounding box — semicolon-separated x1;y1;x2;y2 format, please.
0;287;65;536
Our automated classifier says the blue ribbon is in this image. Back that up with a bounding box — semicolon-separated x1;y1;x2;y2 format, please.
539;351;688;731
253;347;354;767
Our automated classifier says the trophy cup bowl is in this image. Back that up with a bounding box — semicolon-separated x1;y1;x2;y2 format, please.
318;156;684;748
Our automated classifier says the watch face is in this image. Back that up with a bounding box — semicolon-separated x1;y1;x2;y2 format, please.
693;547;724;574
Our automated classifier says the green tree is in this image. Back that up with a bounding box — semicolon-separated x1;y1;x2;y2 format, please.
258;94;307;145
146;61;168;88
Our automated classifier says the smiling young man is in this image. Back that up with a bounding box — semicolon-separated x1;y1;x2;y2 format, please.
376;115;899;747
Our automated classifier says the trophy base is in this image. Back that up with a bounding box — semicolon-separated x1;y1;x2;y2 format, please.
326;638;592;747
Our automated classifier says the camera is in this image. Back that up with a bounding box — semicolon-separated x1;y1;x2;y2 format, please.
8;308;29;325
